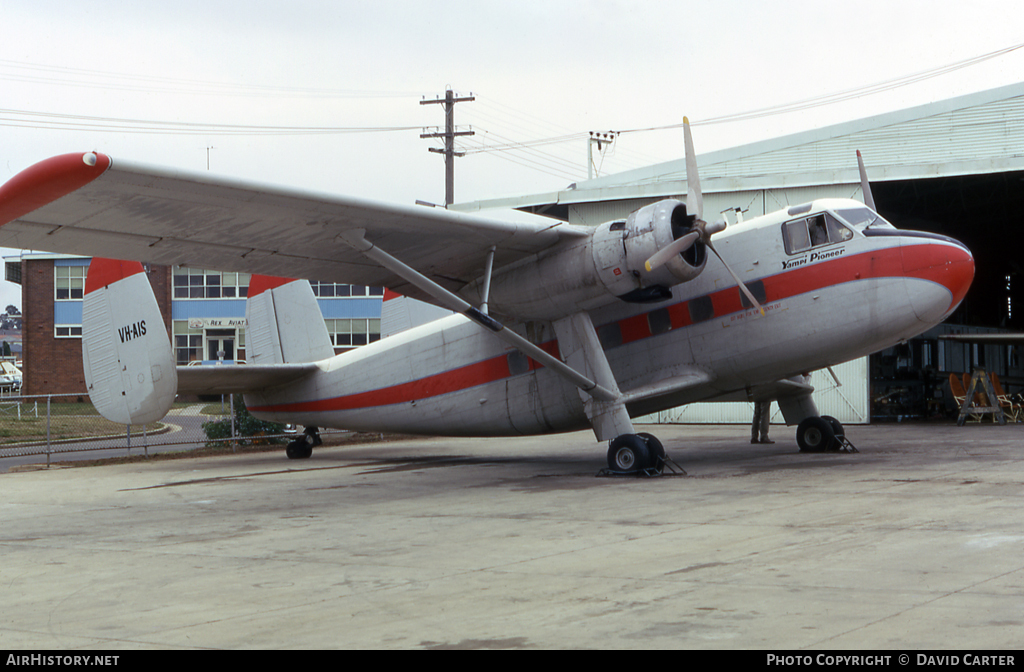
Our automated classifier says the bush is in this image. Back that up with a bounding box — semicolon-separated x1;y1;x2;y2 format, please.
202;395;286;446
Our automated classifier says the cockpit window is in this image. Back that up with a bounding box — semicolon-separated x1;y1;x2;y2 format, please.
784;219;812;253
783;213;854;254
834;207;895;230
825;215;854;243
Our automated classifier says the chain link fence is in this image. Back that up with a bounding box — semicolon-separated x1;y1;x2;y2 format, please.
0;393;338;467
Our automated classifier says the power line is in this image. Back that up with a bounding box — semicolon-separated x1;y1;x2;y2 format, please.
618;40;1024;134
0;59;422;100
0;108;421;136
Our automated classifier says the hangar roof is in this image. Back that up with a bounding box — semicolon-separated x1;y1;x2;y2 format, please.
454;81;1024;221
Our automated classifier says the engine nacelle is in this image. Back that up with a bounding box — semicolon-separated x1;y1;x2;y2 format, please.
466;199;708;321
591;199;706;302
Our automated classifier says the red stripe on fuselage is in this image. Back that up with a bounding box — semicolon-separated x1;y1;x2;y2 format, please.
250;350;513;413
249;338;561;414
251;241;969;414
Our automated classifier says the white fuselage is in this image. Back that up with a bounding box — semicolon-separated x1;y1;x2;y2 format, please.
245;199;974;437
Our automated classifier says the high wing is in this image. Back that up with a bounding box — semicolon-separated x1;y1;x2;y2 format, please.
0;152;588;305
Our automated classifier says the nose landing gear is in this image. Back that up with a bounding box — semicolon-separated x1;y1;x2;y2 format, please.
602;432;684;476
796;416;857;453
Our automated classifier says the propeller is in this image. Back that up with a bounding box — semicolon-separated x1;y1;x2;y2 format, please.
856;150;877;211
645;117;765;315
644;231;699;272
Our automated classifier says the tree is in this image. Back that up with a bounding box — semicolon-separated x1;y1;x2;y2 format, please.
5;305;19;316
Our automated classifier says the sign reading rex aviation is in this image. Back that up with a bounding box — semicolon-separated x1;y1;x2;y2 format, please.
188;318;248;329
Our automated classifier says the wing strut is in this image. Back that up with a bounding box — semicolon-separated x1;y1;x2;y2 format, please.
339;229;619;402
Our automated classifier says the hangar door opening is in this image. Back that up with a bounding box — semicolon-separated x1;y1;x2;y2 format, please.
637;357;869;425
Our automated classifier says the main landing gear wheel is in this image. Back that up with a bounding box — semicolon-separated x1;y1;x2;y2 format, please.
796;416;836;453
286;438;313;459
607;433;666;474
637;433;666;475
607;434;651;473
286;426;322;460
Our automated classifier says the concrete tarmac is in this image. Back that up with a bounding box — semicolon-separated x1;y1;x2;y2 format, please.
2;422;1023;650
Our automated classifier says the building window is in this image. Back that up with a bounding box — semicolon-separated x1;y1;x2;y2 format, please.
173;268;250;299
55;325;83;338
311;283;385;298
173;321;204;364
55;265;87;300
324;319;381;347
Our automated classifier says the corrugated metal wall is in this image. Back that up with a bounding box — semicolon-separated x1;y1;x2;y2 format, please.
707;95;1024;179
636;357;869;425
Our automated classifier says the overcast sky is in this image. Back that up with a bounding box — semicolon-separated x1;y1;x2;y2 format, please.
2;0;1024;311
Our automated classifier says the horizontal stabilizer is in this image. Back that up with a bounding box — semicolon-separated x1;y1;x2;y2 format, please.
177;362;320;395
82;258;177;424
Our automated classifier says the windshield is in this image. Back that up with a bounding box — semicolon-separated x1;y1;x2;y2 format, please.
834;207;895;231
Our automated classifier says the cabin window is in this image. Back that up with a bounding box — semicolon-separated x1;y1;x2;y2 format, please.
507;350;530;376
688;295;714;323
597;323;623;349
783;213;853;255
739;281;767;309
648;308;672;335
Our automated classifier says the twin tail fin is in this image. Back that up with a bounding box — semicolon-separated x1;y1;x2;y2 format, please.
82;259;177;425
82;263;334;425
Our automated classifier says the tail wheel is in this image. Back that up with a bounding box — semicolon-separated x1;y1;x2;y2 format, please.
607;434;653;473
797;417;836;453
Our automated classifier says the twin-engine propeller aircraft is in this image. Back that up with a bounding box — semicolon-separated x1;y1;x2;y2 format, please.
0;121;974;472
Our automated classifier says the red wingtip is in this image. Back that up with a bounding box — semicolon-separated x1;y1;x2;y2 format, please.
383;288;403;301
84;258;146;295
0;152;111;226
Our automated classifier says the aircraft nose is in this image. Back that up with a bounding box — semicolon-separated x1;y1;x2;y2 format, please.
901;234;974;322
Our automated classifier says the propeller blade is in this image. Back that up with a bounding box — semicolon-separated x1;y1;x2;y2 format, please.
645;231;700;272
708;241;765;316
856;149;877;212
683;117;703;221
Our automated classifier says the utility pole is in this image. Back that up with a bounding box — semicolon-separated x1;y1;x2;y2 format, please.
588;132;616;180
421;89;475;206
